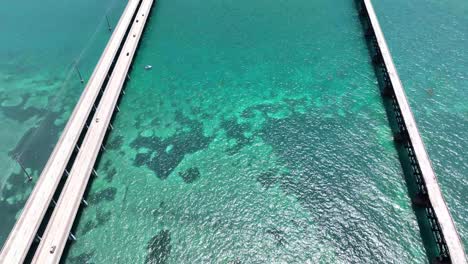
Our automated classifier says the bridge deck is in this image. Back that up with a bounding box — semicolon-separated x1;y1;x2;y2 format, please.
0;1;141;263
362;0;466;263
32;0;154;262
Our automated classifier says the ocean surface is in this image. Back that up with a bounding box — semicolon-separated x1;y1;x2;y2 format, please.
0;0;466;263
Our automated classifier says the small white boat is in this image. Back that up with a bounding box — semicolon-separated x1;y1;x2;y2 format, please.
144;65;152;70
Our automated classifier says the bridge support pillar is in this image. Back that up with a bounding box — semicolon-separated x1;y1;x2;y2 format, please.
412;192;430;208
381;84;393;98
372;54;382;65
393;132;408;144
432;256;451;264
68;233;76;241
365;28;373;39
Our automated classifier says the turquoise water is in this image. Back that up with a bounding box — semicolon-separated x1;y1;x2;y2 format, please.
0;0;465;263
65;0;426;262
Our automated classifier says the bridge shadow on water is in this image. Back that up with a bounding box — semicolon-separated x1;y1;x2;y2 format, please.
354;0;449;263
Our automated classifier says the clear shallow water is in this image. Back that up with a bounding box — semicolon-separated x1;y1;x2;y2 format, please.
0;0;465;263
64;0;427;262
0;0;126;246
373;0;468;251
